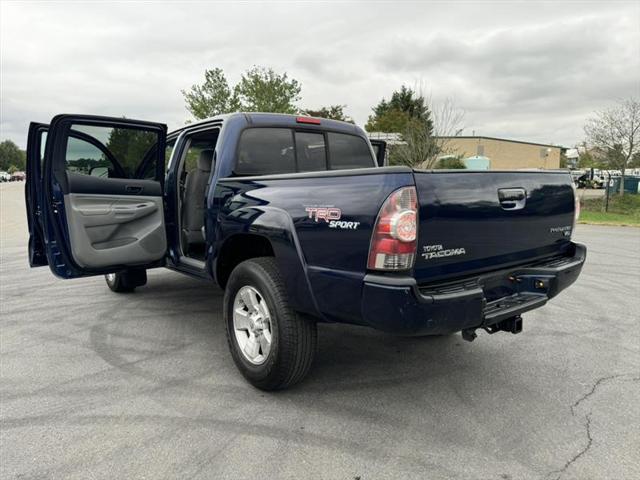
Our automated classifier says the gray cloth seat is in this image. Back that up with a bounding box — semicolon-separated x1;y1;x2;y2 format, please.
182;149;214;246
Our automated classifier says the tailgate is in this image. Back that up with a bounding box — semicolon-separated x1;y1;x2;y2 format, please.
413;170;575;283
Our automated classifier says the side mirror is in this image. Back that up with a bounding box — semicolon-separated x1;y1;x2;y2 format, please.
89;166;109;178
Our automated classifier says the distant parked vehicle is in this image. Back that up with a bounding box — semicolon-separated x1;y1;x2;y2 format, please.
572;169;606;189
0;171;11;182
10;171;26;181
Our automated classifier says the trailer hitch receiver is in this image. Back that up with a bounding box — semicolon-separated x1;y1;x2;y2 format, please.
484;315;523;335
461;315;523;342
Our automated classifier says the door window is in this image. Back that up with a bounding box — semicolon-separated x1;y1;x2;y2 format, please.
66;136;115;177
64;124;161;179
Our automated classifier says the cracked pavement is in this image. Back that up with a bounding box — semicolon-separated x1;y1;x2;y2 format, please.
1;181;639;479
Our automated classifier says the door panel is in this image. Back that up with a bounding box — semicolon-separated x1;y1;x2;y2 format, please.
65;193;166;267
41;114;168;278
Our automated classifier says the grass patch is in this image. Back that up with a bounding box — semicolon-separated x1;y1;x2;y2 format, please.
578;193;640;226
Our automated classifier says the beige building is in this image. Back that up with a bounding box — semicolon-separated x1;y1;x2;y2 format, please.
440;136;562;170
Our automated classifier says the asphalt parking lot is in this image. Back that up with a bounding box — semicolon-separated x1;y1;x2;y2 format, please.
1;181;639;480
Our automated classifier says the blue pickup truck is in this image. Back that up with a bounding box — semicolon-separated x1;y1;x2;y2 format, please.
26;113;586;390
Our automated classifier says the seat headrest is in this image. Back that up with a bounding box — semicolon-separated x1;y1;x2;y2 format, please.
198;149;214;171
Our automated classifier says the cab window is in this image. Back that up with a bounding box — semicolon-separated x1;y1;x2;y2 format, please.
327;132;374;170
296;132;326;172
234;128;374;176
236;128;294;175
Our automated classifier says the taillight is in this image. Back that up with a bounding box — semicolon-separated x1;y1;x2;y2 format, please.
368;186;418;270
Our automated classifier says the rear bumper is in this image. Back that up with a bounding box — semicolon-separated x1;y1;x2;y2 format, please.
361;242;586;335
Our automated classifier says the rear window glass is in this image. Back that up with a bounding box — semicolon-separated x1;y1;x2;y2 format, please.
236;128;294;175
235;128;374;176
296;132;326;172
328;132;373;170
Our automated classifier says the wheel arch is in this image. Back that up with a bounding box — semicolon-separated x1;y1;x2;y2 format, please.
215;233;275;288
212;207;322;319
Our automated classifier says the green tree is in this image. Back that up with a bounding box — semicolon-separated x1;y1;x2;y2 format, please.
365;86;433;133
0;139;26;171
234;66;301;113
388;120;439;167
382;97;464;169
182;68;240;119
302;105;353;123
369;109;418;133
183;66;302;120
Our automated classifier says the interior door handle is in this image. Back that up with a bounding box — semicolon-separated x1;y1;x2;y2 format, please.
112;202;157;220
125;185;143;194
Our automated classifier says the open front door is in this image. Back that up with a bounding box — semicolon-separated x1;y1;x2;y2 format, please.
26;122;49;266
39;114;168;278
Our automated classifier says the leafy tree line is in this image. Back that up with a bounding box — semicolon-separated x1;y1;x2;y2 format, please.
183;66;355;124
183;66;462;168
575;144;640;170
0;140;26;173
582;98;640;195
183;66;302;118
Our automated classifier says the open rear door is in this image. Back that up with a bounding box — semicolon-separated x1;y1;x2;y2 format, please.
38;114;168;278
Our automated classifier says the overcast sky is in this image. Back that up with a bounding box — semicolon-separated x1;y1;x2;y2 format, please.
1;0;638;148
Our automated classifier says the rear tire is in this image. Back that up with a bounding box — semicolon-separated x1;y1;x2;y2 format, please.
105;268;147;293
224;257;317;391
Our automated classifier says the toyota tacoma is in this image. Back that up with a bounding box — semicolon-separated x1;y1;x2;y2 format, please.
26;113;586;390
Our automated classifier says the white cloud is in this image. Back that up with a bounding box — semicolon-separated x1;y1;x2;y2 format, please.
1;1;638;148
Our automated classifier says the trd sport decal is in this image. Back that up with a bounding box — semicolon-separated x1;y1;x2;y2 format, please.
304;206;360;230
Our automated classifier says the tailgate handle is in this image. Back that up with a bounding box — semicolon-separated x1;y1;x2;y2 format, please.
498;188;526;210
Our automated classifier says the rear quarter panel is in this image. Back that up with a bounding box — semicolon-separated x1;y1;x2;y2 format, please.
214;169;414;323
